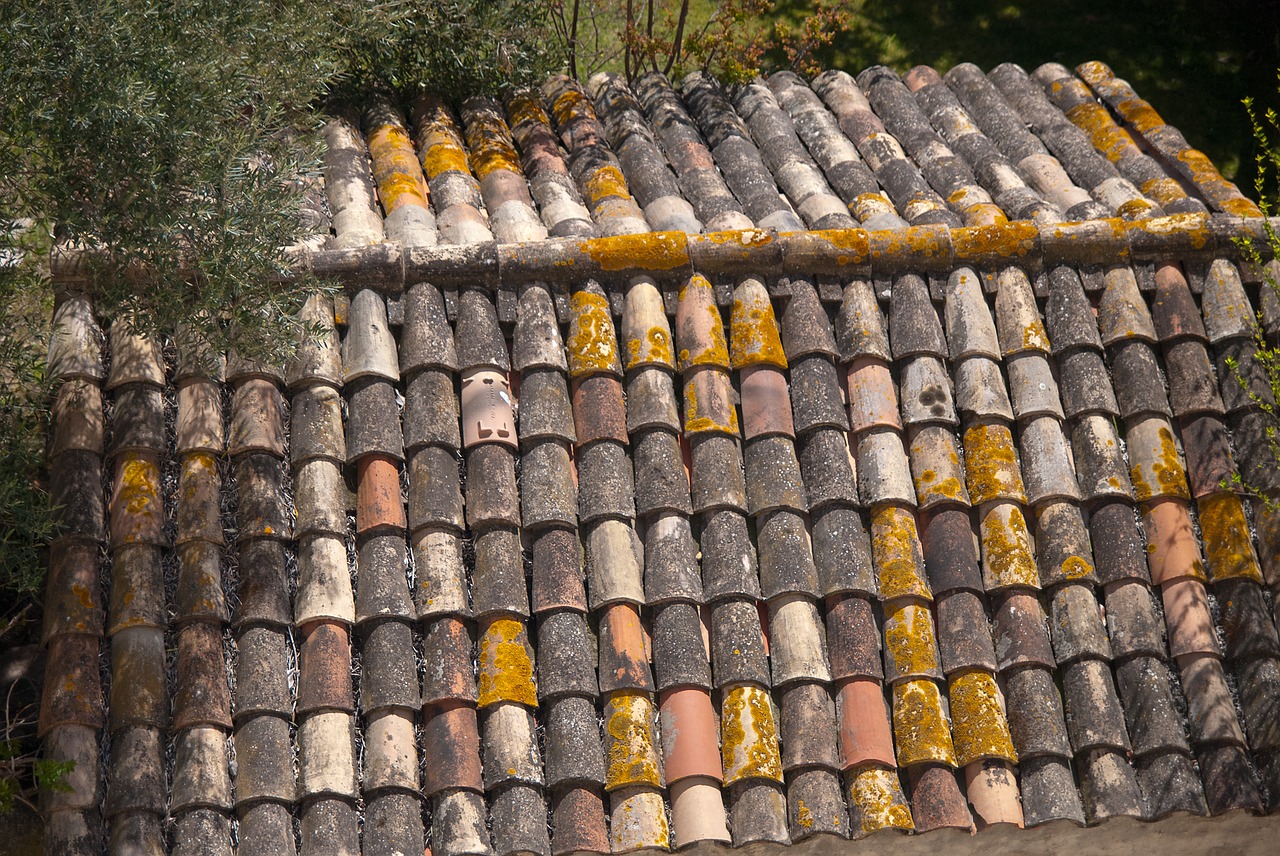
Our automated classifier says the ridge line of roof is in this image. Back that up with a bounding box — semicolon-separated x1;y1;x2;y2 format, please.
48;212;1275;291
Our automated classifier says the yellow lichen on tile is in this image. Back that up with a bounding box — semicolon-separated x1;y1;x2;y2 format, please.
720;684;783;785
870;505;931;602
1130;424;1190;502
847;764;915;833
890;678;956;767
604;690;662;789
1197;492;1264;583
883;601;940;679
729;290;788;370
625;324;675;371
583;164;630;206
914;465;966;506
367;123;431;212
1060;555;1096;581
117;454;161;527
980;504;1040;590
566;291;621;378
681;370;740;436
963;423;1026;504
476;617;538;709
947;669;1017;766
582;232;690;274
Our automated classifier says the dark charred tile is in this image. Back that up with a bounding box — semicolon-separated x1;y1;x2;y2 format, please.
173;809;234;856
1235;655;1280;754
781;280;839;359
651;601;712;691
641;513;701;604
465;443;520;529
407;445;464;533
107;543;164;633
491;783;551;856
1178;414;1236;497
1196;743;1264;814
826;594;883;680
234;625;292;720
1089;500;1152;585
710;598;771;688
536;610;598;700
1134;751;1208;818
108;626;167;729
756;510;820;598
1102;580;1167;660
1002;665;1071;759
1062;659;1131;753
798;428;858;511
363;791;425;856
104;726;167;813
355;533;413;623
110;385;166;455
889;274;946;359
471;526;529;618
550;785;610;855
233;713;296;804
421;704;485;795
577;440;636;523
455;288;511;373
1114;655;1191;757
812;505;877;597
625;367;681;436
234;538;292;627
235;453;291;541
786;767;849;840
421;616;478;706
516;372;576;451
1109;341;1172;420
745;436;808;516
38;633;104;734
935;590;997;674
632;430;691;519
1044;266;1104;353
1164;339;1224;418
43;540;105;640
346;378;405;463
531;527;587;614
907;763;973;833
1055;350;1117;423
401;283;459;375
836;280;892;362
300;799;361;856
1033;502;1096;588
521;441;578;530
1216;577;1280;660
699;508;764;601
1214;338;1275;414
726;779;790;845
993;591;1054;670
173;621;233;729
778;681;840;771
921;508;983;595
360;619;420;713
403;369;462;453
1047;583;1111;665
237;801;296;856
1078;748;1145;821
1228;408;1280;493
